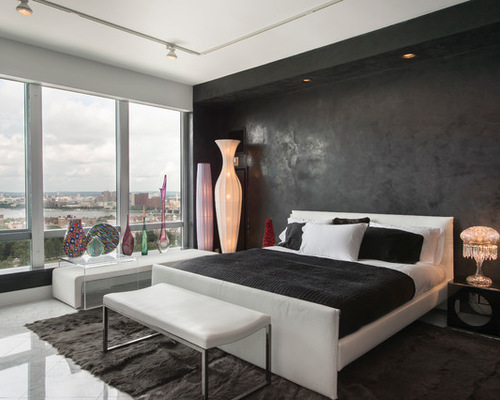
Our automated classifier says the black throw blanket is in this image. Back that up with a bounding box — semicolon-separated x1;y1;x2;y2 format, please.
172;249;416;337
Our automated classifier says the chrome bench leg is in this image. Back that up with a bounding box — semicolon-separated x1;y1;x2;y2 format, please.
103;306;271;400
266;324;272;384
202;349;209;400
103;306;109;352
103;306;161;353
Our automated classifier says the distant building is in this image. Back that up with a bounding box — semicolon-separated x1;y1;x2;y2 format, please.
96;190;116;203
149;196;162;208
133;193;148;208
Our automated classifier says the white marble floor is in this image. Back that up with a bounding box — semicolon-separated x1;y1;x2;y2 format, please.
0;298;449;400
0;299;133;400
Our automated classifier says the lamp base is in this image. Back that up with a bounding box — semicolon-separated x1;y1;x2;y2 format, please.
466;273;492;288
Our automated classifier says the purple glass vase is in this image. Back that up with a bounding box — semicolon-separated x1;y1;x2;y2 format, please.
157;175;170;252
121;215;134;256
63;219;87;258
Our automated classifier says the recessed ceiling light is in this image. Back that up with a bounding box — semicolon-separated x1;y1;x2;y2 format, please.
402;53;416;59
302;78;312;83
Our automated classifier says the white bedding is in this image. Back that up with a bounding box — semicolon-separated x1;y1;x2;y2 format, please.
266;245;446;297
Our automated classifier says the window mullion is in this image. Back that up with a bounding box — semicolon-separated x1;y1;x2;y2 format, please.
116;100;129;238
26;83;44;269
181;111;193;249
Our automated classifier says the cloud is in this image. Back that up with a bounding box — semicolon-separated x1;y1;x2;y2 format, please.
0;80;182;193
129;102;181;192
0;79;25;192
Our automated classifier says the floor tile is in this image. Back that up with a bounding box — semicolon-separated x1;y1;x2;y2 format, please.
0;299;133;400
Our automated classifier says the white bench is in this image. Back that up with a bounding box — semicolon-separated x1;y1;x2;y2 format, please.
52;249;214;308
103;283;272;400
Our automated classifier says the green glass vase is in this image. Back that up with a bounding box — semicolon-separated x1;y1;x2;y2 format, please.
141;216;148;255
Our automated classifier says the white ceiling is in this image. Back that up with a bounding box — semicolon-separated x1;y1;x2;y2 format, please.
0;0;468;86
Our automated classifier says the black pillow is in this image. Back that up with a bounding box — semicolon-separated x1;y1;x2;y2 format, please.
359;227;423;264
333;217;371;225
279;222;306;251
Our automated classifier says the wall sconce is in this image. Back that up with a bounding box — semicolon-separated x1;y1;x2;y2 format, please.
461;226;499;287
196;163;213;251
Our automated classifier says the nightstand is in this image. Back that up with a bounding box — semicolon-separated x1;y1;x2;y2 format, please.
447;281;500;336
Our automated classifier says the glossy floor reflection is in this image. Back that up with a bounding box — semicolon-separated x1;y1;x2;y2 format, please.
0;299;133;400
0;298;449;400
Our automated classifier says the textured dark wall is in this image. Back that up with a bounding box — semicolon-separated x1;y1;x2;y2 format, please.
194;45;500;282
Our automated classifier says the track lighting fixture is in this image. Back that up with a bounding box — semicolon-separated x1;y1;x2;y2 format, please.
166;46;178;61
16;0;33;15
15;0;344;60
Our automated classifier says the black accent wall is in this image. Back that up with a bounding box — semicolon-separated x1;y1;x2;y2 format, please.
193;3;500;283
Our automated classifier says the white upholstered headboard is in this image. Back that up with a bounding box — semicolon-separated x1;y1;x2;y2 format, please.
290;210;454;281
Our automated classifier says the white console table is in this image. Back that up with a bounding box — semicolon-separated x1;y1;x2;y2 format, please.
52;249;214;309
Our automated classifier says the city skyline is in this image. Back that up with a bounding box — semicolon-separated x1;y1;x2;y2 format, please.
0;189;182;231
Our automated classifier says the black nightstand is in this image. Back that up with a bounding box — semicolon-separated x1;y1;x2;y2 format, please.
447;281;500;336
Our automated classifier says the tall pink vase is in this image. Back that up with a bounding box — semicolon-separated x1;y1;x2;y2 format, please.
157;175;170;252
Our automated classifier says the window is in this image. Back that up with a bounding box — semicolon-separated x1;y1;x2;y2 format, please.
129;102;182;248
42;87;116;230
0;79;26;230
0;79;29;270
0;79;187;276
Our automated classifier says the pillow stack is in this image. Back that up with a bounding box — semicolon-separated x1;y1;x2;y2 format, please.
278;215;444;265
279;217;369;262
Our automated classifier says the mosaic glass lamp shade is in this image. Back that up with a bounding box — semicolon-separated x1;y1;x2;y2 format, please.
461;226;499;287
196;163;213;251
214;140;242;253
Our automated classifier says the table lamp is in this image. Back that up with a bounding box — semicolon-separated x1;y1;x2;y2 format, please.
460;226;499;287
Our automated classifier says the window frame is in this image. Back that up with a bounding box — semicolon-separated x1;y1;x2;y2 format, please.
126;100;185;235
0;80;33;267
0;79;190;275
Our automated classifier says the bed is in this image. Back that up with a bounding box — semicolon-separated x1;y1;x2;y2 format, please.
151;211;454;399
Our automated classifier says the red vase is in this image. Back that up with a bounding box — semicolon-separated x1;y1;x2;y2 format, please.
121;215;134;256
262;218;276;248
63;219;87;258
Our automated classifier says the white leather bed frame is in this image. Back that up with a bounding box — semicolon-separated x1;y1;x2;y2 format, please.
152;211;454;399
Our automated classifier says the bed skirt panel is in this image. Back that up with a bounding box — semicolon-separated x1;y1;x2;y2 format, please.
337;279;448;370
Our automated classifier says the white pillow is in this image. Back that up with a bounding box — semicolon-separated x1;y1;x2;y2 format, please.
299;223;368;261
278;217;332;243
371;222;444;264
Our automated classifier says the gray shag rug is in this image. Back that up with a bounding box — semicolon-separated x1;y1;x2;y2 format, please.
26;309;500;400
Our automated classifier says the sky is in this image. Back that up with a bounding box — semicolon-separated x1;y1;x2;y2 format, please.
0;78;181;194
0;79;25;193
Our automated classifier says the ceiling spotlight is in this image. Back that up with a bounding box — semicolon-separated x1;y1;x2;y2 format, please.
166;46;177;61
302;78;312;83
16;0;33;15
